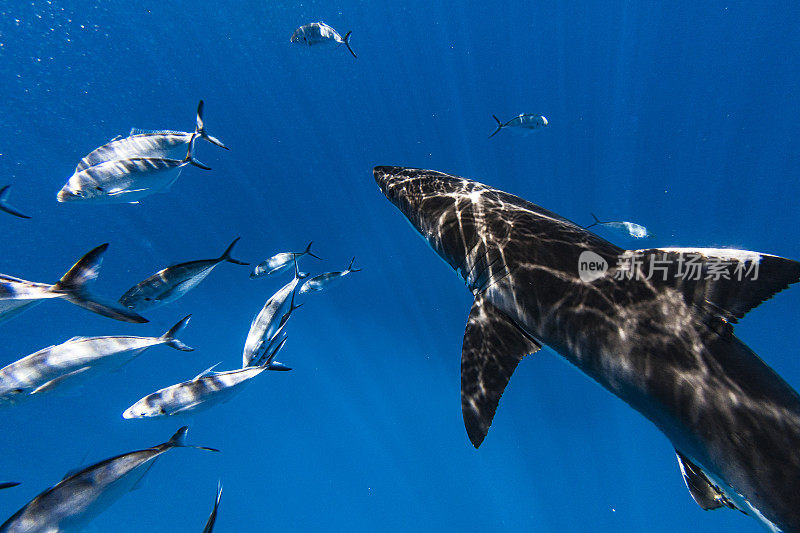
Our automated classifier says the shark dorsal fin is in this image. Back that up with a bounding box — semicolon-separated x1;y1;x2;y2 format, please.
624;248;800;324
461;294;541;448
675;451;738;511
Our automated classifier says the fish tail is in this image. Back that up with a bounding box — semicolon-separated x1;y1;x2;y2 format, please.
160;314;194;351
343;31;357;59
0;185;31;219
194;100;229;150
0;482;20;490
53;244;148;323
347;257;362;273
262;335;289;369
488;115;503;138
305;241;323;260
220;237;249;265
184;135;212;170
586;213;602;228
165;426;220;452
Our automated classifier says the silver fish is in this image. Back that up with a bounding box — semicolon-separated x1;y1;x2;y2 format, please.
250;241;321;279
0;243;146;325
123;339;288;419
0;186;30;219
0;483;19;491
242;268;305;367
75;100;227;172
0;316;192;405
202;482;222;533
587;213;653;239
298;257;360;294
488;114;548;138
290;21;357;58
119;238;249;312
0;427;218;533
57;137;211;204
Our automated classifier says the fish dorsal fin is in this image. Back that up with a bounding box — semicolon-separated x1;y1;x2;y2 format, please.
194;363;221;380
66;336;88;343
675;451;738;511
624;248;800;324
461;294;541;448
129;128;185;136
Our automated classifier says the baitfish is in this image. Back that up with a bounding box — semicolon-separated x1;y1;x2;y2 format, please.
75;100;227;172
375;165;800;532
57;137;211;204
123;337;288;419
0;243;146;325
119;238;249;312
587;213;653;239
290;21;357;58
488;114;548;138
0;316;193;405
0;427;217;533
298;257;360;294
250;242;321;279
243;267;305;367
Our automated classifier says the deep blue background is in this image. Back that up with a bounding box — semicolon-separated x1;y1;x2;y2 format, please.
1;1;799;531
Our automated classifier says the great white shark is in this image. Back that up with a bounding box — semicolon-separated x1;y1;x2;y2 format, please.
374;166;800;532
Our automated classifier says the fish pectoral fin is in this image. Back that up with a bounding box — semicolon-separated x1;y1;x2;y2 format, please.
130;457;159;492
675;451;738;511
107;187;148;197
626;248;800;325
172;401;204;414
461;294;541;448
31;366;92;394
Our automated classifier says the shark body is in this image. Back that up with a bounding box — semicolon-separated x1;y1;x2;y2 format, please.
374;166;800;532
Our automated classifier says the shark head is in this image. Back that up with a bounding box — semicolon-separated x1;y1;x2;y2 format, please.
374;166;605;294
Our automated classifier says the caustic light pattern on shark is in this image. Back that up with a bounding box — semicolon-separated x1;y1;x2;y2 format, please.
374;165;800;533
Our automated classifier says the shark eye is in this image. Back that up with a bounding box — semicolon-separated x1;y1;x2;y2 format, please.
75;191;84;197
95;186;104;191
11;388;23;394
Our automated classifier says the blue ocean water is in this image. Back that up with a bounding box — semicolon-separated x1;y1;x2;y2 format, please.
0;1;799;531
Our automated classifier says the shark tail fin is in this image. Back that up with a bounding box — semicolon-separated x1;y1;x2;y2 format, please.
346;257;361;273
0;185;31;219
461;294;541;448
53;244;148;323
488;115;503;138
165;426;220;452
195;100;229;150
343;31;357;58
184;135;212;170
304;241;322;260
219;237;249;265
160;315;194;351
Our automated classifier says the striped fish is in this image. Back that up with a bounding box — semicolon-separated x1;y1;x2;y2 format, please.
0;243;146;325
299;257;361;294
123;339;288;419
0;316;192;406
57;138;210;204
488;114;548;138
119;238;249;312
0;427;217;533
75;100;227;172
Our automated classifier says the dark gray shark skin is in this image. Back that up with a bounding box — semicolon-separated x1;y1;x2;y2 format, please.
374;166;800;532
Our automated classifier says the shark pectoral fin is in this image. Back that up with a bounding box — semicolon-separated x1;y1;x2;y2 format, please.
629;249;800;324
461;294;541;448
676;451;738;511
31;367;92;394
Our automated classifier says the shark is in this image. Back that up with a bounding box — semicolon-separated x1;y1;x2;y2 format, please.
374;165;800;532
